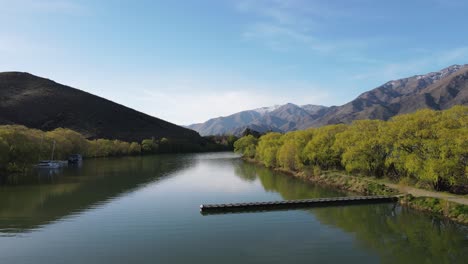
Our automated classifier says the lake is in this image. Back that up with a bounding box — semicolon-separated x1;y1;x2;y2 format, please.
0;152;466;263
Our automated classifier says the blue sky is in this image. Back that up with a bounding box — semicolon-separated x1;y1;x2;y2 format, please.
1;0;468;125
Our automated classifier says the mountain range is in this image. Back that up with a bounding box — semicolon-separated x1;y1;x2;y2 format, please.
0;72;201;142
188;64;468;136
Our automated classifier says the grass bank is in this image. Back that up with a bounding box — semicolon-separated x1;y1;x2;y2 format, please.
244;158;468;225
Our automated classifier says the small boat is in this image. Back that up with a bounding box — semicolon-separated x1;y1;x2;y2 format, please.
68;154;82;164
35;160;61;169
34;140;64;169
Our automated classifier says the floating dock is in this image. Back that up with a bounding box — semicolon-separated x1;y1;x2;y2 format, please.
200;195;399;215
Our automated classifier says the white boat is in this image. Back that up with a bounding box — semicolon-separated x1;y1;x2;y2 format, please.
34;140;64;169
35;160;61;169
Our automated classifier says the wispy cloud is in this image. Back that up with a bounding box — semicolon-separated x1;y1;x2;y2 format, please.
234;0;382;55
235;0;330;52
118;73;329;125
351;46;468;81
437;47;468;64
0;34;53;67
0;36;25;55
0;1;87;69
136;89;327;125
242;23;332;52
235;0;344;25
0;33;61;65
0;0;87;16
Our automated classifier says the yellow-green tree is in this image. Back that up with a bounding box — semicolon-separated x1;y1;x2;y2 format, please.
234;106;468;193
233;135;258;158
277;130;314;171
334;120;389;176
129;142;142;155
256;132;283;168
303;124;347;169
46;128;89;159
386;109;444;189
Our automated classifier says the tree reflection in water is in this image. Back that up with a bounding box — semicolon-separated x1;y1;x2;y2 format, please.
233;161;468;264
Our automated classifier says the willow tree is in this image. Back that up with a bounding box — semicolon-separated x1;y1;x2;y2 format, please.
385;109;445;189
0;137;9;169
303;124;347;169
276;129;315;171
334;120;389;177
129;142;142;155
46;128;89;159
431;107;468;188
233;135;258;158
255;132;283;168
0;126;43;171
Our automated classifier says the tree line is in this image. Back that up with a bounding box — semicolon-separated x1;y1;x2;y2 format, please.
0;125;234;173
234;106;468;193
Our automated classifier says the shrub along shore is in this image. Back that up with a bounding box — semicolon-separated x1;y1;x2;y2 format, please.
0;125;235;173
235;106;468;224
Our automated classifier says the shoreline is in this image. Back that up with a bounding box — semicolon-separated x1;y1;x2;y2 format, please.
243;158;468;225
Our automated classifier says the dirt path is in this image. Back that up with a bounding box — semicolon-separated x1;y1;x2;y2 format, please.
381;182;468;205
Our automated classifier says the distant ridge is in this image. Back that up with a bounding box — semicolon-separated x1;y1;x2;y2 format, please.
0;72;202;142
188;64;468;136
187;103;329;136
309;64;468;127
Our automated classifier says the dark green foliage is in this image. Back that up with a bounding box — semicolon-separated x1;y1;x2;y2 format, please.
241;128;262;138
203;135;238;150
141;138;159;153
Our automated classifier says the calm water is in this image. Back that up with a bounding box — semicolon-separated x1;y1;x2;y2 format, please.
0;152;466;264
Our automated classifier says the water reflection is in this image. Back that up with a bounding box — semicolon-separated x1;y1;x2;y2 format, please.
232;160;468;264
234;161;347;198
312;205;468;264
0;153;466;264
0;155;191;234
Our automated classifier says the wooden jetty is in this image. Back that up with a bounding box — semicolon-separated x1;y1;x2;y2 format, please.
200;195;399;215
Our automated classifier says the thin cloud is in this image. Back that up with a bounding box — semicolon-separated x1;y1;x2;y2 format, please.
351;46;468;81
0;33;63;68
0;36;25;54
6;65;330;126
242;23;332;52
122;74;329;125
234;0;384;55
235;0;345;24
0;0;87;16
235;0;328;52
135;89;328;125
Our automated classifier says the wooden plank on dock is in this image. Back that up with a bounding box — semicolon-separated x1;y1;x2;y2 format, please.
200;195;398;215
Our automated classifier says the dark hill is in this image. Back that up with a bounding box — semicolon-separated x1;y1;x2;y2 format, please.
0;72;202;142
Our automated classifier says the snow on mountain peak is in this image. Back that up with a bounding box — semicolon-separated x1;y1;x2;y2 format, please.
415;64;465;81
252;105;281;114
